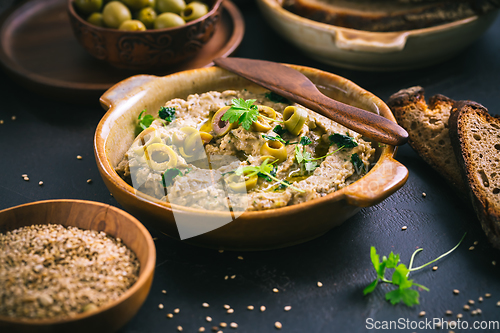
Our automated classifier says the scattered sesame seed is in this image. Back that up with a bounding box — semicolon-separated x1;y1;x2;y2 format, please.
463;305;470;311
166;313;173;318
273;288;279;293
0;120;3;124
202;303;209;308
217;331;223;333
497;301;500;307
23;177;29;181
453;289;460;295
219;322;227;328
260;306;266;312
471;310;477;316
153;237;158;241
11;116;16;120
468;300;475;305
199;328;205;332
211;327;218;332
218;249;224;253
485;293;492;298
87;179;92;184
224;304;230;309
469;246;475;251
435;322;441;328
206;316;212;322
479;296;483;302
419;311;426;317
445;310;452;316
477;308;482;314
284;306;292;311
493;261;497;266
317;281;323;287
230;275;236;279
38;181;43;186
457;313;463;319
174;308;180;314
21;174;27;178
177;326;183;331
76;155;82;160
162;290;167;294
432;266;438;271
474;241;478;245
237;256;243;260
224;275;228;280
275;321;282;329
422;192;426;198
402;226;407;230
247;305;254;310
158;304;164;309
227;308;234;314
230;322;238;328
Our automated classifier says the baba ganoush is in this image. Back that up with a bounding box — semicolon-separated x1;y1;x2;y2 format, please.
116;88;376;212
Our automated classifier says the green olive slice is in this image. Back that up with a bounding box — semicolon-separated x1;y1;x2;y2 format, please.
257;105;276;119
260;140;287;163
226;171;258;192
145;143;178;171
130;127;162;155
283;106;308;136
212;106;235;136
251;116;272;132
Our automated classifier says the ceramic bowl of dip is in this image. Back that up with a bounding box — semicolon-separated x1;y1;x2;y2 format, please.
94;64;408;250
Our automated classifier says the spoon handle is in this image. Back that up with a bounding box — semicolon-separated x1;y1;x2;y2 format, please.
280;89;408;146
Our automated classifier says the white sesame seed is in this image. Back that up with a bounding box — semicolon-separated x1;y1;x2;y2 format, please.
224;304;230;309
217;331;223;333
224;275;228;280
273;288;279;293
202;303;209;308
227;308;234;314
469;246;475;251
435;322;441;328
87;179;92;184
477;308;482;314
206;316;212;322
485;293;492;298
230;322;238;328
0;120;3;124
463;305;470;311
247;305;254;310
260;305;266;312
479;296;483;302
497;301;500;307
218;249;224;253
401;226;407;230
453;289;460;295
158;304;164;309
275;321;282;329
284;306;292;311
317;281;323;287
230;275;236;279
219;322;227;328
21;174;27;178
432;266;438;271
468;299;475;305
11;116;16;120
493;261;497;266
174;308;180;314
77;155;83;160
23;176;29;181
419;311;426;317
162;290;167;294
422;192;426;198
177;326;183;332
471;310;477;316
199;328;205;332
38;181;43;186
166;313;173;318
457;313;463;319
237;256;243;260
474;241;478;245
445;310;452;316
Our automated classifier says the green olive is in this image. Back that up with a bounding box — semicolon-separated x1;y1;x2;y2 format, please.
199;131;213;144
154;12;186;29
145;143;178;171
102;1;132;28
130;127;162;155
87;12;105;27
136;7;157;29
251;116;272;132
119;19;147;30
226;171;258;192
257;105;276;119
121;0;155;11
74;0;103;15
156;0;186;14
199;116;213;133
260;140;287;163
211;106;236;137
283;105;308;136
180;1;208;22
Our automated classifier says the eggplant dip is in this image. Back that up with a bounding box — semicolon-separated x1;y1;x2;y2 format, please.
115;88;375;212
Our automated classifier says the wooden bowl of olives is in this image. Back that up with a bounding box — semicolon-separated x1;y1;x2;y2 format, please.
67;0;223;69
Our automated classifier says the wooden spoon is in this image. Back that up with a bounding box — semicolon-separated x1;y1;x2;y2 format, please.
213;57;408;146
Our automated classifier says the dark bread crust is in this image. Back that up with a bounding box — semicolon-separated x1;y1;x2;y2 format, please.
387;86;466;194
449;101;500;249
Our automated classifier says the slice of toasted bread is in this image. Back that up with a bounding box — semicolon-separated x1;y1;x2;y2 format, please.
387;86;466;194
449;101;500;249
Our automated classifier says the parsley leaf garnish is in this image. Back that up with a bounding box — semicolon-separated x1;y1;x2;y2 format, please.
161;168;183;187
299;136;312;146
265;91;291;104
158;106;176;123
138;110;155;130
262;134;287;144
235;159;305;193
221;98;259;130
351;153;364;174
273;125;287;136
364;233;466;307
329;133;358;148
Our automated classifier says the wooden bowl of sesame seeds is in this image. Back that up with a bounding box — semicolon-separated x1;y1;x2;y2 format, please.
0;199;156;333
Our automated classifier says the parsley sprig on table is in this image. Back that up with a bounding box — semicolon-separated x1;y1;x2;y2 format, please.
364;233;466;307
235;158;305;193
222;98;283;130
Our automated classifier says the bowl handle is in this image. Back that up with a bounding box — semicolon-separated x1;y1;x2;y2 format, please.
100;75;159;110
335;29;410;53
343;151;408;207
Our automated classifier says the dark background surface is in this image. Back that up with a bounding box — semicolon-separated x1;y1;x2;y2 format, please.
1;0;500;332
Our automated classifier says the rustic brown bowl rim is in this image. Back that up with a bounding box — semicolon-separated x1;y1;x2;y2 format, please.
0;199;156;326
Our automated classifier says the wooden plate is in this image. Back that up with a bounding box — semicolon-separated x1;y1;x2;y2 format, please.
0;0;245;103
